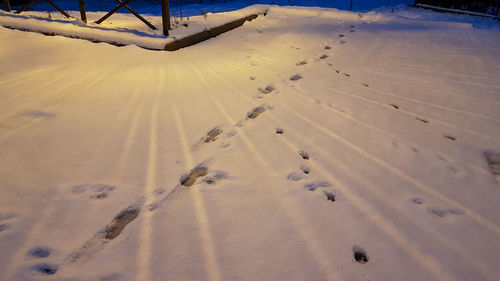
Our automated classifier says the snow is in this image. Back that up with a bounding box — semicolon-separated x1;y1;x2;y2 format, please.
1;2;500;281
0;6;269;50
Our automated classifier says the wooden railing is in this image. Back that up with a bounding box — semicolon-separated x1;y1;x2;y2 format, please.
1;0;171;35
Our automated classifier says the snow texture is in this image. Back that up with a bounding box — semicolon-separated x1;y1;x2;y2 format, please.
0;1;500;281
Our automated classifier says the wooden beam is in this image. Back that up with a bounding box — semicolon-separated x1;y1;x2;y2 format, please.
115;0;157;30
16;0;38;14
3;0;10;12
95;0;133;24
160;0;170;36
78;0;86;23
45;0;71;18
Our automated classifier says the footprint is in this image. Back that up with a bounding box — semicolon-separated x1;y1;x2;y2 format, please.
335;70;341;73
287;172;303;181
296;60;308;66
0;213;15;221
362;83;369;87
353;246;369;264
300;165;310;174
104;207;140;240
350;29;356;32
202;170;228;185
28;247;51;258
324;46;331;50
31;263;58;275
416;117;429;124
484;151;500;176
304;181;331;191
203;126;223;143
339;40;347;44
339;34;345;37
258;85;275;94
444;135;456;141
344;73;350;77
290;74;303;81
0;224;10;232
22;110;57;119
390;104;399;109
324;191;335;202
320;54;329;60
276;128;284;134
299;150;309;160
250;76;256;80
246;105;267;120
180;165;209;187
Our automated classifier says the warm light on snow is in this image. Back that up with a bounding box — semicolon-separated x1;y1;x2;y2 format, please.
0;2;499;281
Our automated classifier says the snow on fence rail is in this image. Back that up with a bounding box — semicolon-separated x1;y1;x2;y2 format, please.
415;3;500;19
1;0;172;35
0;5;267;50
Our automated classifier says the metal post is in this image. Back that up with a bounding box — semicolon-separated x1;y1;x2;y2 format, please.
78;0;86;23
3;0;10;12
161;0;170;36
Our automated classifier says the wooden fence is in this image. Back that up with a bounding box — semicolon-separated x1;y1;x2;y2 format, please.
1;0;172;35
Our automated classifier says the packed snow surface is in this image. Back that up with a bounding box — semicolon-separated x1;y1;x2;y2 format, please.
1;3;500;281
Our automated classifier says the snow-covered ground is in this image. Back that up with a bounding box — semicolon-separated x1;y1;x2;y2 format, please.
1;3;500;281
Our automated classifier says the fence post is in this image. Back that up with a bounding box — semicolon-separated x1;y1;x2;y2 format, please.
78;0;86;23
3;0;10;12
161;0;170;36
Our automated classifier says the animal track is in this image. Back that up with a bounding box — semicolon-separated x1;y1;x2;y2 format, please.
344;73;350;77
258;85;275;94
71;184;115;200
304;181;331;191
444;135;456;141
0;224;9;232
324;191;335;202
324;46;331;49
287;172;303;181
31;263;58;275
246;105;267;120
416;117;429;124
362;83;369;87
296;60;308;66
276;127;284;134
300;165;310;174
390;104;399;109
180;165;209;187
203;126;223;143
353;246;369;264
104;207;140;240
290;74;303;81
339;40;347;44
250;76;256;80
410;198;424;205
299;150;309;160
339;34;345;37
428;207;464;218
28;247;51;258
320;55;329;60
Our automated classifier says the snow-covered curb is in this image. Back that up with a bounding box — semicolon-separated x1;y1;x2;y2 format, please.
0;5;268;50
